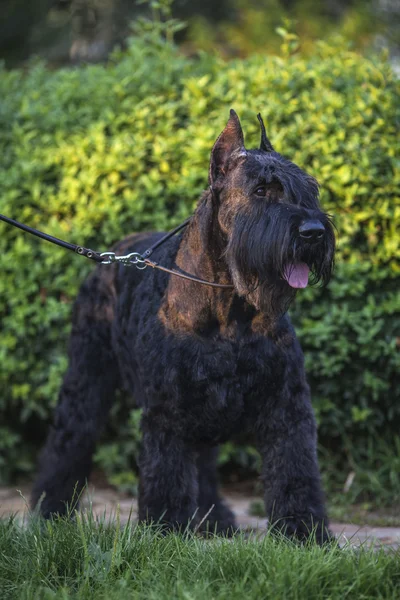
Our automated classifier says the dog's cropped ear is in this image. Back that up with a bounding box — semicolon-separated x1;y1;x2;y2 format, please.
257;113;274;152
209;109;246;187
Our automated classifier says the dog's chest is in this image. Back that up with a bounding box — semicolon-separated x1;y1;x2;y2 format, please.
113;276;294;442
131;322;288;442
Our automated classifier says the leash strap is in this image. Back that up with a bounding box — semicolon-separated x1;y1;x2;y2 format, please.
141;218;192;259
0;213;104;262
144;259;233;288
0;212;234;289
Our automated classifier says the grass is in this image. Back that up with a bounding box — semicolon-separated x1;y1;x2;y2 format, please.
0;511;399;600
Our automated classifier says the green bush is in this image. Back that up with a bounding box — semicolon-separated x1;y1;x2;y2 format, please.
0;22;399;503
186;0;381;58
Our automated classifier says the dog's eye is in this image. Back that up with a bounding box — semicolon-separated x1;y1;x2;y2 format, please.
255;186;266;196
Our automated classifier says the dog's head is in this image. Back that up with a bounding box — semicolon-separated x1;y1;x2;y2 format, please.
206;109;335;312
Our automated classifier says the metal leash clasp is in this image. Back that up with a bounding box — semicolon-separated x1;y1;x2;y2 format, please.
100;251;147;270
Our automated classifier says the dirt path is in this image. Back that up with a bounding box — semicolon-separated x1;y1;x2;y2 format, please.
1;485;399;551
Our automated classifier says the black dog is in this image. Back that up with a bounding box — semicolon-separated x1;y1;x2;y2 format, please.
32;110;335;542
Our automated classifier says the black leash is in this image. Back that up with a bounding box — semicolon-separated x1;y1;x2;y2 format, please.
0;213;104;262
0;212;234;290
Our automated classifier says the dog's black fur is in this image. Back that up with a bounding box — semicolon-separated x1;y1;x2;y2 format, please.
32;110;335;542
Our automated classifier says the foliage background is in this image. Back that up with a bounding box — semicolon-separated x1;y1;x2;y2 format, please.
0;10;399;505
1;0;399;66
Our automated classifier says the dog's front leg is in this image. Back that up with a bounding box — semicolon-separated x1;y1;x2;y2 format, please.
256;394;332;544
138;414;198;531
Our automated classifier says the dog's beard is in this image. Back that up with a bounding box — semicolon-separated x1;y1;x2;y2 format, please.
230;266;296;315
225;205;335;315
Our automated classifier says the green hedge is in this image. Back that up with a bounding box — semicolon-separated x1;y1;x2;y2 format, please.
0;25;399;502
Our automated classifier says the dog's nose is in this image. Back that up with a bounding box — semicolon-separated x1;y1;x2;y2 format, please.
299;220;325;243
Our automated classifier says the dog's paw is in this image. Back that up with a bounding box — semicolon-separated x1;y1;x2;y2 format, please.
270;517;334;546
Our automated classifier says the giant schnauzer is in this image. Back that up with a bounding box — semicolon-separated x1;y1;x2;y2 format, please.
32;110;335;542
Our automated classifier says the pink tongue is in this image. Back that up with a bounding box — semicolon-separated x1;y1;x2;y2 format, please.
283;262;310;288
